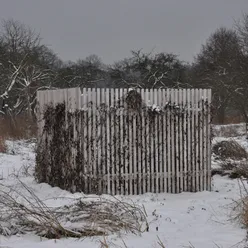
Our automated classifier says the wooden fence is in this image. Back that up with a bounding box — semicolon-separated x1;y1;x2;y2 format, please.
36;87;212;195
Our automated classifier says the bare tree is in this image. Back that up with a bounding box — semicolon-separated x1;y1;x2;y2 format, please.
193;27;242;123
108;50;186;89
0;19;41;58
235;13;248;54
0;56;53;117
0;19;55;117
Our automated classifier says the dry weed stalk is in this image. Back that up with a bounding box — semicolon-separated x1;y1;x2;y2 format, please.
231;179;248;228
0;180;148;239
157;235;166;248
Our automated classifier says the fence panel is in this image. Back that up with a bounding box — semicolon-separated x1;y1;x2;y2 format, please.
37;87;212;195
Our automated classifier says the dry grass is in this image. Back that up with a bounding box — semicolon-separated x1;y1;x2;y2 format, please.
157;236;166;248
0;180;148;239
232;180;248;228
0;136;7;153
212;140;248;160
229;162;248;179
219;160;238;171
0;115;37;140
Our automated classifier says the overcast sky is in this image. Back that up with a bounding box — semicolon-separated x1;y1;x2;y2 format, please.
0;0;247;64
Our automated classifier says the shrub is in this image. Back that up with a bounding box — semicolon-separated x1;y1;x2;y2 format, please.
219;160;238;170
212;140;247;160
229;162;248;179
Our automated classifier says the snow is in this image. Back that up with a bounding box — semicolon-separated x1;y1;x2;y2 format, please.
0;132;248;247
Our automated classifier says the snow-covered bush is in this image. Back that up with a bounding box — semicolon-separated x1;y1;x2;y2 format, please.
212;140;247;160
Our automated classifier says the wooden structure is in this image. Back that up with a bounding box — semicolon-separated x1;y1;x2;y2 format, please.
36;87;211;195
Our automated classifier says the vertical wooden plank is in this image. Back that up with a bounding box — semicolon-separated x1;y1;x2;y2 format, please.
128;93;133;195
150;89;155;193
105;88;110;194
140;89;146;194
198;88;203;191
81;88;88;194
202;89;207;191
154;88;159;193
170;89;175;193
119;88;124;195
207;89;212;191
136;88;142;195
183;89;188;192
178;89;184;192
115;88;120;195
73;88;78;192
74;88;78;191
68;89;74;190
37;91;42;138
87;89;93;193
75;88;81;192
191;89;196;192
187;89;192;192
132;95;137;195
167;89;172;193
92;88;97;193
174;89;180;193
96;88;101;193
123;88;129;195
162;89;167;193
101;88;107;193
75;90;81;189
195;89;199;192
158;89;163;192
145;89;150;193
110;88;115;195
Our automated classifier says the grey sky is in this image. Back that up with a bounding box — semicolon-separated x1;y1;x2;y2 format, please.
0;0;247;64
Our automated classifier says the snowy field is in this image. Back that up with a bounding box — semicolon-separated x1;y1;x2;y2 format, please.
0;125;248;247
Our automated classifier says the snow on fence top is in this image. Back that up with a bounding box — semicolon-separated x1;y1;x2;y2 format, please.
36;87;212;195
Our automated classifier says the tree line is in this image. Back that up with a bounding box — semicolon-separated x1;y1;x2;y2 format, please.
0;14;248;124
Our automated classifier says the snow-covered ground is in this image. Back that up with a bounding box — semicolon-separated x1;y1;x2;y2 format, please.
0;130;248;248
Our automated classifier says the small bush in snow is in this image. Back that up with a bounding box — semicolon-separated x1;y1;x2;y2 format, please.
212;140;247;161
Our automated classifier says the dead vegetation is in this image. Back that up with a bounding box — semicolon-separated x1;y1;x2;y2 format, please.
212;160;248;179
229;162;248;179
0;115;36;153
212;140;247;160
0;180;148;239
0;115;36;141
232;180;248;230
212;124;243;137
0;137;7;153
